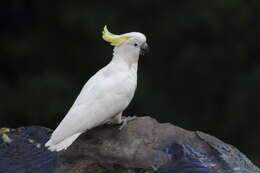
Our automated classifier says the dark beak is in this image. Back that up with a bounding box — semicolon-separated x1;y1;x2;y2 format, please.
140;42;149;55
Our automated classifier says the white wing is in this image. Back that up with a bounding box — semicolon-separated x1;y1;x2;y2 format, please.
45;63;137;151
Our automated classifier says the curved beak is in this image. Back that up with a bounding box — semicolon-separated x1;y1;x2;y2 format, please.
140;42;149;55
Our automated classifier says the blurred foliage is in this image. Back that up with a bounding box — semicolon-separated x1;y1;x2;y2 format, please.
1;0;260;166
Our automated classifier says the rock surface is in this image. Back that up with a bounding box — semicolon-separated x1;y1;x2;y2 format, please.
56;116;259;173
0;126;56;173
0;116;259;173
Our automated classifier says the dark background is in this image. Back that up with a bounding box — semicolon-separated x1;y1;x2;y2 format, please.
1;0;260;166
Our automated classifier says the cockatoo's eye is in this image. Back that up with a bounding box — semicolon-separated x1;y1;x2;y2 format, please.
134;43;138;47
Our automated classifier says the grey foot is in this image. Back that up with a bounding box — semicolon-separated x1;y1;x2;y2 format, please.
118;116;137;130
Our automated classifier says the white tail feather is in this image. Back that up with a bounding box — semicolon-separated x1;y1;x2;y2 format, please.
45;132;81;152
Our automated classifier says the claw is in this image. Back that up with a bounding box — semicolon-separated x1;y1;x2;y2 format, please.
118;116;136;130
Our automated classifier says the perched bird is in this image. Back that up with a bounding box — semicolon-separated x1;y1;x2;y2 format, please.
45;26;148;152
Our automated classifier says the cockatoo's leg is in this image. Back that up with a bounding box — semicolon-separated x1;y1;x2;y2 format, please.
107;112;122;125
106;113;136;130
118;116;136;130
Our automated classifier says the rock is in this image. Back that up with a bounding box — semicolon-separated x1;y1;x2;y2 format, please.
0;116;259;173
56;116;260;173
0;126;56;173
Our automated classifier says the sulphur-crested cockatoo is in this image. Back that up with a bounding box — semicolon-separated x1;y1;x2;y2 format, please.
45;26;148;152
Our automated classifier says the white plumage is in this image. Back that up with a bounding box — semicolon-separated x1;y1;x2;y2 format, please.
45;26;148;151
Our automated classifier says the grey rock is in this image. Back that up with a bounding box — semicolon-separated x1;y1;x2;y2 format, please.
0;117;258;173
0;126;56;173
56;116;260;173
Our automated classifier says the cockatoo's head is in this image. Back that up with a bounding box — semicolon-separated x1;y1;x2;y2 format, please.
102;26;149;58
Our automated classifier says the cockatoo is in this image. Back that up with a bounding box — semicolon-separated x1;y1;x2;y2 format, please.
45;26;148;152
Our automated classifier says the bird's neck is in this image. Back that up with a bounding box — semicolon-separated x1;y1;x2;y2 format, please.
111;46;139;70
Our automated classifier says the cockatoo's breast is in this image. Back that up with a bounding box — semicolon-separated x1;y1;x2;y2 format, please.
101;61;137;108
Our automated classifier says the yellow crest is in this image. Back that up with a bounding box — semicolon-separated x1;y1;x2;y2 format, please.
102;25;129;46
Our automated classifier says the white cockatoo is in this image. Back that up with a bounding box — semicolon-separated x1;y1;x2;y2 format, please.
45;26;148;152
